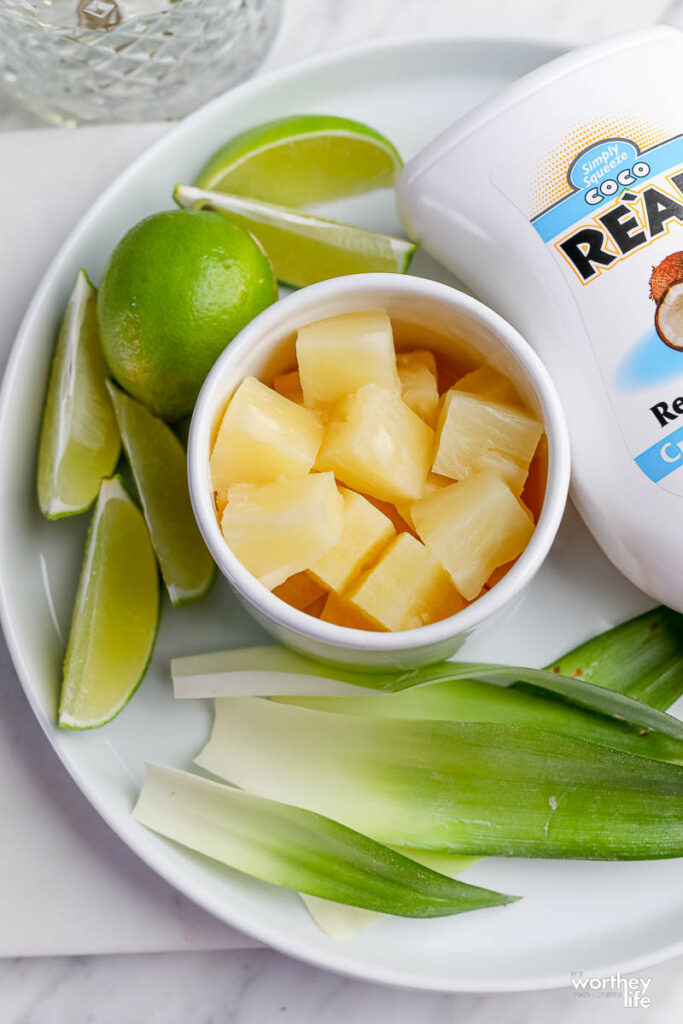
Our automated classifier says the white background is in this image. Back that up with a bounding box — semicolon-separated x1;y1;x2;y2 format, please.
2;0;683;1020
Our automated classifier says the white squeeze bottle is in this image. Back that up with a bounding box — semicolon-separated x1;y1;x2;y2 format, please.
397;27;683;613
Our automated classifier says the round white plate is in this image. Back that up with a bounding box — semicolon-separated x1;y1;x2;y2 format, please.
1;36;681;994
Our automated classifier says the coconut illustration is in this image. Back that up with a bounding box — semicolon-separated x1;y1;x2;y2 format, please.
650;252;683;350
655;282;683;350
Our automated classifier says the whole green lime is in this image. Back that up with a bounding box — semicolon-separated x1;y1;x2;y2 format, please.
98;209;277;420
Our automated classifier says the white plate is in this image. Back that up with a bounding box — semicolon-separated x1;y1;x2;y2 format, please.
1;36;682;994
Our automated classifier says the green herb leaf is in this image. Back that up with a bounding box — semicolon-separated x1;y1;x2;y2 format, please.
196;699;683;860
134;763;515;917
545;606;683;710
173;643;683;742
280;677;683;764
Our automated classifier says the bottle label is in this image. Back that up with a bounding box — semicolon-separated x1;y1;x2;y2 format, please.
494;125;683;496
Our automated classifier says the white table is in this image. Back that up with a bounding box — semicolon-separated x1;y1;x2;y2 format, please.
2;0;683;1019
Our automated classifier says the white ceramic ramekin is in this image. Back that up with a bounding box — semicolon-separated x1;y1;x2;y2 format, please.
188;273;570;669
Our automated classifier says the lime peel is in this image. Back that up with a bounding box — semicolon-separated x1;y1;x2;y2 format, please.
107;382;215;606
97;210;277;421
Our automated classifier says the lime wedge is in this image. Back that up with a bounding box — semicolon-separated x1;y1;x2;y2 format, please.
107;382;215;606
37;270;121;518
175;186;416;287
59;476;160;729
194;114;403;206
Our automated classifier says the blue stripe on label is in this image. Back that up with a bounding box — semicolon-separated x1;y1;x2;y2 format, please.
635;426;683;482
532;134;683;243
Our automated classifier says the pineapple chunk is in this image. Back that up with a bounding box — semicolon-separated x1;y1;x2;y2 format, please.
210;377;323;491
306;594;329;617
453;365;520;405
273;571;327;611
521;434;548;521
395;472;450;530
316;384;434;503
346;533;463;631
433;390;543;495
296;310;400;408
484;561;516;590
221;472;343;590
306;594;329;618
397;350;440;426
411;470;534;600
362;494;413;534
214;487;229;520
320;592;381;631
273;369;304;405
308;488;395;593
399;349;437;374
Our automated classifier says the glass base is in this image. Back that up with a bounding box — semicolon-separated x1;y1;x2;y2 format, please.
0;0;282;126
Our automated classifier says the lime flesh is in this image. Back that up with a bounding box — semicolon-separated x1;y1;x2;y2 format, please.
175;186;416;287
194;114;403;206
37;270;120;518
59;476;160;729
108;382;215;606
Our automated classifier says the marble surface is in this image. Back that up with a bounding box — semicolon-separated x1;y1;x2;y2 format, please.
2;0;683;1019
2;948;683;1023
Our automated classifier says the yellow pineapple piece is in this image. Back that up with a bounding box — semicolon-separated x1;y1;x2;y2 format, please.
453;365;521;405
214;487;229;520
296;310;400;408
395;472;450;530
399;349;437;374
308;488;395;594
320;592;382;631
305;594;329;618
521;434;548;521
484;561;516;590
357;493;412;534
316;384;434;503
273;369;304;405
397;350;440;426
210;377;323;491
433;390;543;495
345;533;464;631
221;472;343;590
411;470;534;601
273;571;327;611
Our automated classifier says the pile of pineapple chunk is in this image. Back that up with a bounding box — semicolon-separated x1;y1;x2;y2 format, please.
210;310;544;632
